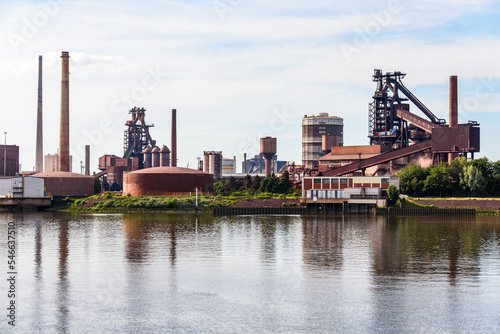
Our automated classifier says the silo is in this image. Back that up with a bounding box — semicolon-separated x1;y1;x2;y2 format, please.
203;152;210;173
160;145;170;167
151;146;160;167
143;147;152;169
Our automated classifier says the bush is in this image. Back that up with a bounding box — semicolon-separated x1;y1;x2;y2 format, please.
387;185;400;205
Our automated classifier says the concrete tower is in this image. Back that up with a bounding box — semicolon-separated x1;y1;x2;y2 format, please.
36;55;43;172
59;51;70;172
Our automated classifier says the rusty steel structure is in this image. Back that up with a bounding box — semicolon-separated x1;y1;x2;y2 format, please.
123;107;156;169
36;55;43;173
59;51;70;172
322;70;480;177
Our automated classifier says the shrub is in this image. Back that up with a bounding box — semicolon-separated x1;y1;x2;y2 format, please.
387;185;400;205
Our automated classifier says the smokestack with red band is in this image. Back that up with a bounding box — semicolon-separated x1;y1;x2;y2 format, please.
59;51;70;172
36;55;43;172
449;75;458;162
171;109;177;167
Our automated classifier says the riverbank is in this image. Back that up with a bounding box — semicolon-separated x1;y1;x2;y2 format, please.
60;193;302;213
408;197;500;213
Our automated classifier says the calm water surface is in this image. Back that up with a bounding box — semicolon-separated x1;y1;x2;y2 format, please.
0;212;499;333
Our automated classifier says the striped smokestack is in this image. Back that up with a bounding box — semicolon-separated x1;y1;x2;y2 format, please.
36;55;43;172
59;51;70;172
449;75;458;162
171;109;177;167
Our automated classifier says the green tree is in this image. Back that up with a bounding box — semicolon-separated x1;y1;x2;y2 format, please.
387;185;400;205
214;179;226;196
252;175;262;190
397;163;428;196
460;165;486;195
423;163;452;196
243;174;252;190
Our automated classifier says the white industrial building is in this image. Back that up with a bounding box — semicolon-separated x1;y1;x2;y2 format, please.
0;176;45;198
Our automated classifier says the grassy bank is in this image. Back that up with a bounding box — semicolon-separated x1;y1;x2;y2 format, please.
62;192;301;213
403;197;500;214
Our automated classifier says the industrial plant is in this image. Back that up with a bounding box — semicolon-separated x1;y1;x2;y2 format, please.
0;49;482;211
316;70;479;177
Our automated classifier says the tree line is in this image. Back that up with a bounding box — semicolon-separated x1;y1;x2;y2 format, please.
397;157;500;197
214;171;297;196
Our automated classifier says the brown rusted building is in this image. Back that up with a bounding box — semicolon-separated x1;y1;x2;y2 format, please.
33;171;94;197
0;145;19;176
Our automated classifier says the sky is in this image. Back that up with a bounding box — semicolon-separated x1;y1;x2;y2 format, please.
1;0;500;174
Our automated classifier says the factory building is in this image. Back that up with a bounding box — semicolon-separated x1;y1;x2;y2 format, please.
33;172;94;197
222;157;236;175
0;145;19;176
302;113;343;169
45;153;73;172
242;154;285;175
203;151;222;179
123;167;213;196
0;176;45;198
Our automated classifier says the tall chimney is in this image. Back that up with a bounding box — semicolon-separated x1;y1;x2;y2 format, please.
85;145;90;176
59;51;70;172
243;153;247;174
36;55;43;172
171;109;177;167
449;75;458;162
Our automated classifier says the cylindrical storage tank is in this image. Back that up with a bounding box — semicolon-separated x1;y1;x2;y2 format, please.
203;152;210;173
123;167;214;196
160;145;170;167
32;171;94;197
209;154;215;174
143;147;152;169
151;146;160;167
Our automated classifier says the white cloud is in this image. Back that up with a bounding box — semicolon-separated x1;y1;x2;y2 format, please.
1;0;500;172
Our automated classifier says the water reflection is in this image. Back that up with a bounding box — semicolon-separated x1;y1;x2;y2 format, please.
1;212;499;333
57;216;69;333
301;215;345;270
370;216;488;285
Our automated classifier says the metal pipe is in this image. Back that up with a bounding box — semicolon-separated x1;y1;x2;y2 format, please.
36;55;43;172
59;51;70;172
171;109;177;167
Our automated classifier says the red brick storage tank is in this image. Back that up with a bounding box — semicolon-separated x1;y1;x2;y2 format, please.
123;166;213;196
33;172;94;197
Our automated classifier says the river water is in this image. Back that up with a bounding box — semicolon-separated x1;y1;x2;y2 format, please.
0;212;499;333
